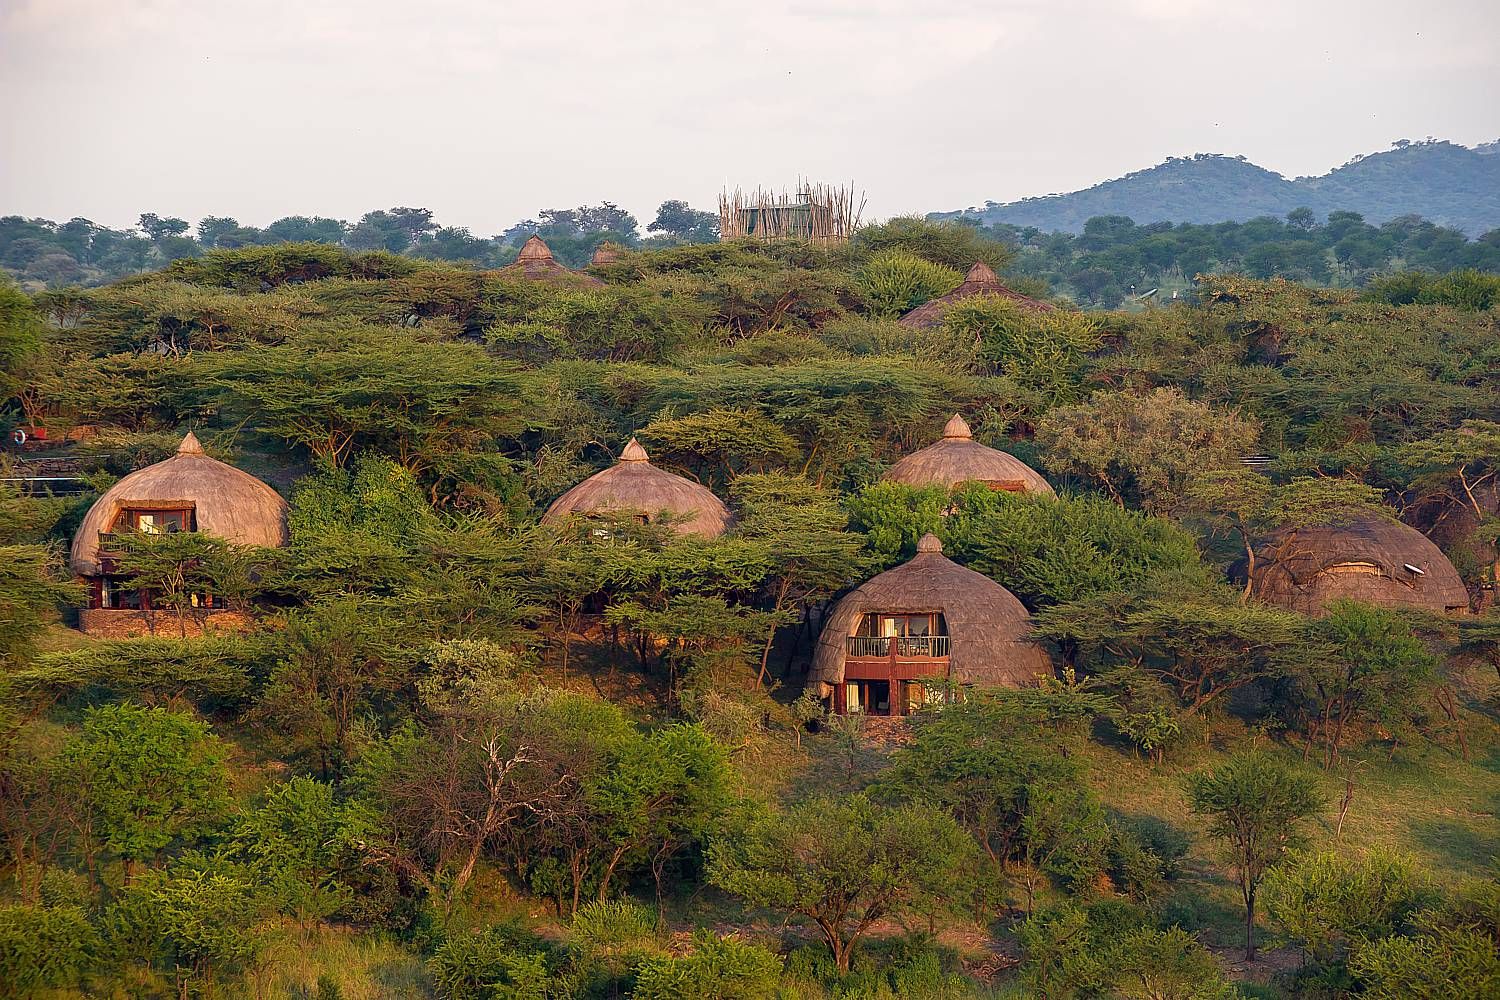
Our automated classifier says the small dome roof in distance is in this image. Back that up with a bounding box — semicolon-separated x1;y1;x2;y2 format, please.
499;235;605;286
882;414;1055;496
899;261;1055;329
812;533;1050;689
1247;515;1469;616
70;432;289;576
541;437;732;538
590;241;624;266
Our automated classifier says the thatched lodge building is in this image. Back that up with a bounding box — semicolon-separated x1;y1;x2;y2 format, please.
69;432;288;637
541;438;732;538
499;236;604;286
899;261;1054;329
1244;516;1469;616
589;241;624;267
812;534;1050;715
883;414;1055;496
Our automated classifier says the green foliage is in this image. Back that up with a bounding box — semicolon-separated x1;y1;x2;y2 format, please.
429;924;555;1000
1262;849;1429;964
232;777;354;922
853;216;1014;272
0;545;81;666
1349;927;1500;999
1018;901;1236;1000
0;903;99;997
59;704;232;864
708;794;973;972
203;325;529;470
943;486;1205;607
1036;387;1260;517
633;931;784;999
1187;750;1323;959
0;275;42;399
110;866;273;987
1295;601;1438;765
856;250;962;319
941;296;1102;404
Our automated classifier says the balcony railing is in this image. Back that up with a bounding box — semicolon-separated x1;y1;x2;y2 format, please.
846;635;950;659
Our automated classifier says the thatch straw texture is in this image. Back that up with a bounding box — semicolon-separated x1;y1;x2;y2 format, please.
882;414;1055;496
71;432;289;575
1246;516;1469;616
540;438;732;538
589;242;624;266
812;534;1050;689
899;261;1054;329
499;236;605;286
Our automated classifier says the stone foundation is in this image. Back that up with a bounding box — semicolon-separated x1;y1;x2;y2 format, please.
77;608;251;639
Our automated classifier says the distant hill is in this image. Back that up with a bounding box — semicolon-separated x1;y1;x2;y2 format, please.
942;140;1500;235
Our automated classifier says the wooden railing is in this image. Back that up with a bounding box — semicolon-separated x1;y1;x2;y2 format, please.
846;635;950;659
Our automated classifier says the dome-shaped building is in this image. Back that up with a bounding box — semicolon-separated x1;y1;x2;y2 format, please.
899;261;1054;329
499;235;604;286
541;438;732;538
589;241;624;267
70;432;289;636
812;534;1050;715
1245;516;1469;616
883;414;1055;496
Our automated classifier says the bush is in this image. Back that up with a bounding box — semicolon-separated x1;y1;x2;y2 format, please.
856;250;961;319
429;924;555;1000
1263;849;1429;964
633;931;783;999
0;904;99;997
1349;927;1500;999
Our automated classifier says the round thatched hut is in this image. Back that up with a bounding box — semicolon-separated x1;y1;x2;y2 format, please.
499;235;604;286
1245;516;1469;616
589;241;624;267
883;414;1054;496
70;432;289;636
541;438;732;538
812;534;1050;715
899;261;1054;329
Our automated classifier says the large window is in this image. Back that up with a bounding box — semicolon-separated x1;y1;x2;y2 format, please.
119;508;193;534
857;612;946;639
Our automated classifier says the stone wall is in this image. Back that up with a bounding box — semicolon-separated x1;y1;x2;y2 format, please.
77;608;251;639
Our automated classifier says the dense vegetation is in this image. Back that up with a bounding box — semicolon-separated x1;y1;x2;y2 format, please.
1;220;1497;998
0;200;720;288
944;140;1500;236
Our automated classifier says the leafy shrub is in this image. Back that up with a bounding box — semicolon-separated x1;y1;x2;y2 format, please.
429;924;555;1000
1349;927;1500;999
0;904;99;997
1263;850;1429;964
633;931;783;999
856;250;961;319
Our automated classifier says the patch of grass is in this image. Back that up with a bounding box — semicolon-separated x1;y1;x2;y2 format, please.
259;925;430;1000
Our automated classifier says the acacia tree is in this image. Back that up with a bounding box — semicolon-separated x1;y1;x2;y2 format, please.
730;472;870;686
1036;387;1259;517
708;794;973;973
1296;601;1437;766
58;705;231;877
1188;751;1322;960
204;327;531;471
1399;419;1500;584
1186;473;1391;603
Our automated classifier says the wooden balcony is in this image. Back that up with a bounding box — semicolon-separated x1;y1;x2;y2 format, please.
843;634;950;680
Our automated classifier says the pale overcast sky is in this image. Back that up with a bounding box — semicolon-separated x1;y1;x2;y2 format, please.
2;0;1497;234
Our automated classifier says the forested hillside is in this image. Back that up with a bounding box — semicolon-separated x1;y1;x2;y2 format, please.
1;221;1498;999
946;140;1500;236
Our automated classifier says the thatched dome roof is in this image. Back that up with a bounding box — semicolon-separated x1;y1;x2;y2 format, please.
589;241;624;266
499;236;604;286
812;534;1050;689
540;438;732;537
899;261;1054;329
882;415;1055;496
1246;515;1469;616
70;432;289;576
